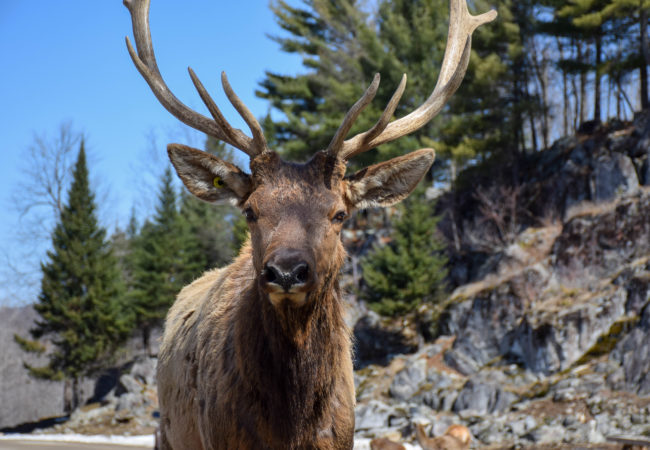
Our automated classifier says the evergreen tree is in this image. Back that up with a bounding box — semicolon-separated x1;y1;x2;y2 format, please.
377;0;515;175
14;142;131;413
257;0;387;168
180;191;235;269
361;188;448;317
129;168;203;355
260;0;538;180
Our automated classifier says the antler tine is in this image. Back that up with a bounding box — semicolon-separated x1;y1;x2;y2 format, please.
220;72;268;154
326;74;380;156
187;68;251;152
336;0;497;159
339;74;407;160
124;0;266;158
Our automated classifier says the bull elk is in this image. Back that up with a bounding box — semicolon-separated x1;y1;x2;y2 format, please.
124;0;496;448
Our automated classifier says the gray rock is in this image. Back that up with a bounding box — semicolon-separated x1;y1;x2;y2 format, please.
355;400;392;430
389;358;427;401
509;416;537;436
441;280;531;374
528;424;566;443
640;154;650;186
115;392;141;412
118;374;143;395
611;304;650;396
452;378;516;415
624;275;650;315
591;152;639;201
504;288;626;375
353;312;419;368
0;306;65;428
130;356;157;386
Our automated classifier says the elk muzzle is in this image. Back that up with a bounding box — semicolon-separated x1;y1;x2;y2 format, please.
261;249;317;307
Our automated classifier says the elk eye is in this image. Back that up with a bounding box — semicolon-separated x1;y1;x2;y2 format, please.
243;207;257;222
332;211;347;224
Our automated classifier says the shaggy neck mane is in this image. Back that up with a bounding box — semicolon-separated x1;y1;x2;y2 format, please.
232;258;348;443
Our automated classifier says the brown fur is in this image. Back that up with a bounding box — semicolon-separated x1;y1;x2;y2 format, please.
157;154;357;450
370;437;406;450
415;423;471;450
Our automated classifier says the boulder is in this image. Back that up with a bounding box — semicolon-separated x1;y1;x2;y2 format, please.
452;377;517;415
590;153;639;201
611;303;650;396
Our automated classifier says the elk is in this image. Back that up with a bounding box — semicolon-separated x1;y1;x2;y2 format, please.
124;0;495;448
416;423;472;450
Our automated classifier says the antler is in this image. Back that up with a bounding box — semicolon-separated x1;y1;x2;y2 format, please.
327;0;497;160
124;0;267;158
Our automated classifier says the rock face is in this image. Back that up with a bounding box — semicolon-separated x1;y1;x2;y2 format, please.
0;306;162;430
36;356;159;437
611;303;650;396
350;114;650;448
0;306;64;429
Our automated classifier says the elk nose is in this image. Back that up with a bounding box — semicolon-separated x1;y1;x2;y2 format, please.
263;260;311;292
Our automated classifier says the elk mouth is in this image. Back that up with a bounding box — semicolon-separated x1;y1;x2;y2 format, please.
260;251;316;308
267;291;308;308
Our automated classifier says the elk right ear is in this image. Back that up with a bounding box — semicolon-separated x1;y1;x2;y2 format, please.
167;143;252;205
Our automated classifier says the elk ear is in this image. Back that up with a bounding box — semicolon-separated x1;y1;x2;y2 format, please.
344;148;435;210
167;143;252;205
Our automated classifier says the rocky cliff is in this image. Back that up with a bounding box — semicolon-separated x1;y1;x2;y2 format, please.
351;112;650;448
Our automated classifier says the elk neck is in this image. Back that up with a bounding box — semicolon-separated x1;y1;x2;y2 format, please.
231;240;350;439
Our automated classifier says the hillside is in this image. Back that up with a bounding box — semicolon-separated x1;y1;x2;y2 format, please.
350;112;650;447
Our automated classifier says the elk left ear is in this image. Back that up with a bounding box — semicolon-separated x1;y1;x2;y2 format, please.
167;143;252;205
344;148;435;210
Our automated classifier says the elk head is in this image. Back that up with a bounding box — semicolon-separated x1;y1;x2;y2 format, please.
124;0;496;309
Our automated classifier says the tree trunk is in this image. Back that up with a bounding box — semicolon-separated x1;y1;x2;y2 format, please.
594;33;602;122
557;37;569;136
572;75;580;132
72;377;80;412
579;42;587;125
64;378;72;414
64;377;81;414
143;326;151;356
529;111;538;153
530;38;549;149
641;5;649;109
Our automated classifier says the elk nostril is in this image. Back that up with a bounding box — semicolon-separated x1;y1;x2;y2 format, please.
293;263;309;284
263;265;278;284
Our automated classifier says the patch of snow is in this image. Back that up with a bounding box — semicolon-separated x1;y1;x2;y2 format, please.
0;434;422;449
354;438;419;449
0;433;154;447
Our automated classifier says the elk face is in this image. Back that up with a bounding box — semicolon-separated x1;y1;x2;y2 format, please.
168;145;435;309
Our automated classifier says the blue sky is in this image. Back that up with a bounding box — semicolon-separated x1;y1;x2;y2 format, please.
0;1;304;304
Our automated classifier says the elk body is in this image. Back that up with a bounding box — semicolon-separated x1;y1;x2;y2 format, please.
124;1;495;449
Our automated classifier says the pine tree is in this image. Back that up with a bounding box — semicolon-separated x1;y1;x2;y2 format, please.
14;142;131;413
377;0;518;175
180;191;235;269
129;168;203;355
361;188;448;317
260;0;540;180
257;0;386;168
